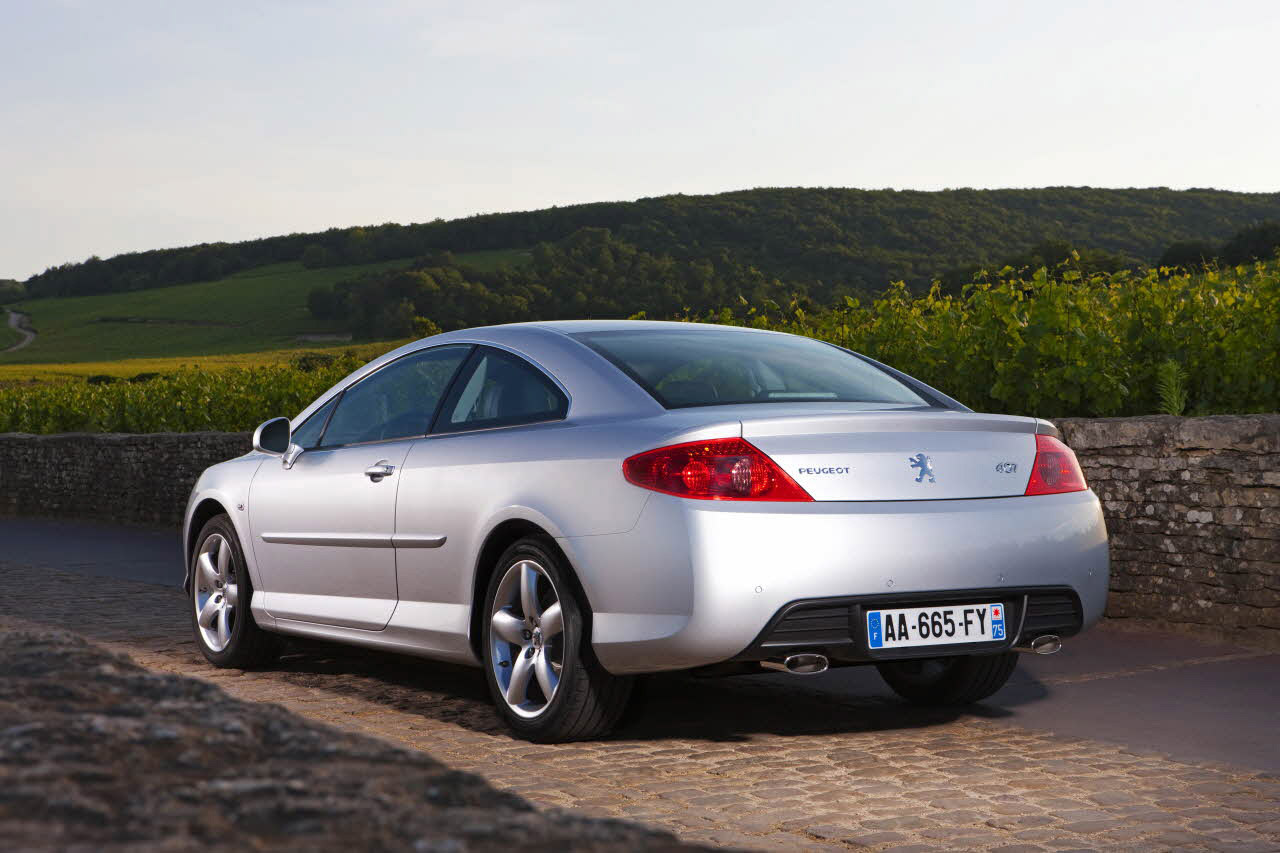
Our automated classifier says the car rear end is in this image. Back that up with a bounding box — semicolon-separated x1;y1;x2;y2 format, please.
555;324;1108;678
577;411;1107;674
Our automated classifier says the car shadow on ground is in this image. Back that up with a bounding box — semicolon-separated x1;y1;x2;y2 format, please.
1;583;1050;745
265;637;1048;743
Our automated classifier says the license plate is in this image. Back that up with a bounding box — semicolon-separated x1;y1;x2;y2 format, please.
866;602;1006;649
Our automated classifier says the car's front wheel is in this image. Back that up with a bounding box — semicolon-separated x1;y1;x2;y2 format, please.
482;537;633;742
876;652;1018;705
190;514;279;668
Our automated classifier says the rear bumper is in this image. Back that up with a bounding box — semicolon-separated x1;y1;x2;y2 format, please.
560;489;1109;675
730;586;1082;665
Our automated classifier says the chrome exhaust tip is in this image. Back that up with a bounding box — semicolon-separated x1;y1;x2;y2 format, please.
761;653;829;675
1016;634;1062;655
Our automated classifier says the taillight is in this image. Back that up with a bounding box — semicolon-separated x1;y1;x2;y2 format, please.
1024;434;1088;496
623;438;813;501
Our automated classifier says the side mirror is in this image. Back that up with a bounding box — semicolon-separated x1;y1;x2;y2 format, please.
253;417;291;456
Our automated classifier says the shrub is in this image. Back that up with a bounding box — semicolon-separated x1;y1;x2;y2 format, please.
0;356;363;434
1;261;1275;433
692;260;1279;418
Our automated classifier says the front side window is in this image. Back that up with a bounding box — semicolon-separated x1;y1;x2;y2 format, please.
435;347;567;432
572;328;928;409
320;345;471;446
290;396;337;449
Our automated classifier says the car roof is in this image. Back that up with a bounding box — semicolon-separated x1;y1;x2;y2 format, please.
531;319;782;335
424;318;788;341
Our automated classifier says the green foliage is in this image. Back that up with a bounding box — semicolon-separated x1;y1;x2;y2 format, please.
24;188;1280;301
412;316;442;338
1220;221;1280;265
692;261;1280;419
2;260;413;365
320;228;805;338
300;244;335;269
2;260;1275;434
0;310;22;350
0;280;25;303
1155;359;1189;416
940;241;1135;292
0;356;364;434
5;253;1274;427
1158;221;1280;271
1159;240;1217;270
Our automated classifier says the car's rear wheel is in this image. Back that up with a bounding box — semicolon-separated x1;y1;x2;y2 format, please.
190;514;279;668
482;537;633;742
876;652;1018;705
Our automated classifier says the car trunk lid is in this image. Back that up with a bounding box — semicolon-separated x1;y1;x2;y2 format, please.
742;410;1038;501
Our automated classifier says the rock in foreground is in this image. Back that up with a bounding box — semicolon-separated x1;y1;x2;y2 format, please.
0;629;696;851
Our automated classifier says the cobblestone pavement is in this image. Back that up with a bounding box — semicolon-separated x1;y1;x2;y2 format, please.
3;561;1279;852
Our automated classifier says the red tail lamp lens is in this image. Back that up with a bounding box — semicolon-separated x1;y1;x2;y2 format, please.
623;438;813;501
1024;434;1088;496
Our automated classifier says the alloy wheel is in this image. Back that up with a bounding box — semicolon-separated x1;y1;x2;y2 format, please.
489;559;565;718
193;533;239;652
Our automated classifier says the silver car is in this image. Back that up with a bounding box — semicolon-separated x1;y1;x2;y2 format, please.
184;321;1108;741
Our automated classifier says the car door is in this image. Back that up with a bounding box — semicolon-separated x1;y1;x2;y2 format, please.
392;346;570;656
248;344;472;631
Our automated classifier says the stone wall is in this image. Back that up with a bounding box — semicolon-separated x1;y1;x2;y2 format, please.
1;417;1277;641
0;431;250;527
1056;415;1279;644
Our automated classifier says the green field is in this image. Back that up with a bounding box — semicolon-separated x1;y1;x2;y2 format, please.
2;249;531;370
0;339;409;384
0;310;22;350
1;259;418;365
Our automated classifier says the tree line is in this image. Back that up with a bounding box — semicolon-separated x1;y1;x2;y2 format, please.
22;187;1280;299
306;229;800;339
307;219;1280;340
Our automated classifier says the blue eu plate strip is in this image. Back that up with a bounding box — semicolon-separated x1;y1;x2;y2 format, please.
867;611;883;649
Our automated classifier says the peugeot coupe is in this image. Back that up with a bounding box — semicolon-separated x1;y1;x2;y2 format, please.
184;321;1108;741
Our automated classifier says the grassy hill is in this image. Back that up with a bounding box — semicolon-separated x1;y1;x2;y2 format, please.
0;249;526;367
0;310;23;350
26;188;1280;302
2;259;411;364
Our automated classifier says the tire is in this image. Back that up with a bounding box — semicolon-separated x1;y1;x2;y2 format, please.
481;537;633;742
190;514;279;668
876;652;1018;706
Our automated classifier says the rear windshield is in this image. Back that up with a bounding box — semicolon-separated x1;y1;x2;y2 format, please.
571;328;928;409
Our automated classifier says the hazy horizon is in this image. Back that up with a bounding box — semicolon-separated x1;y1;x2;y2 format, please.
5;0;1279;280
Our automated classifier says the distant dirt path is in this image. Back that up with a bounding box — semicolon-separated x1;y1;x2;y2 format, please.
2;309;35;352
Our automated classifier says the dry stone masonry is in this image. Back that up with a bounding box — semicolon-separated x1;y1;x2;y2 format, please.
1;415;1277;642
1056;415;1279;646
0;431;250;526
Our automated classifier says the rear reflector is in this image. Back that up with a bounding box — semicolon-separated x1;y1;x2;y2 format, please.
1024;434;1088;496
624;438;813;501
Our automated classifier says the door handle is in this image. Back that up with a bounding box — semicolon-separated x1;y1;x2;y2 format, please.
364;461;396;482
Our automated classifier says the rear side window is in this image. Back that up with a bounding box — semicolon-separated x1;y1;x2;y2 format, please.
572;328;927;409
320;345;471;446
435;347;567;432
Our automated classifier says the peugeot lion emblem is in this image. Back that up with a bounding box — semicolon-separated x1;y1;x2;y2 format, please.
908;452;935;483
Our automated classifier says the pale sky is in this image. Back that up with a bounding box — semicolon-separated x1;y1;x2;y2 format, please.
3;0;1279;280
